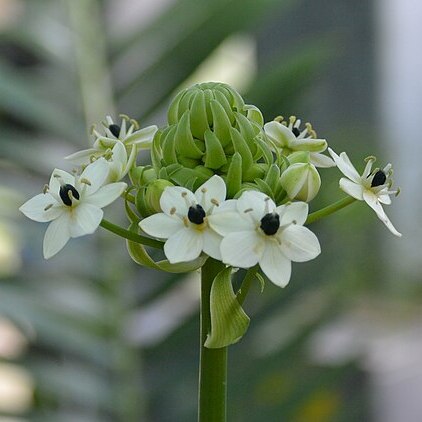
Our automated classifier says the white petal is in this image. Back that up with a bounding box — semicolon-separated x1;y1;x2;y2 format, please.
65;148;98;165
202;229;223;260
86;182;127;208
207;211;252;236
112;141;127;167
19;193;63;222
279;225;321;262
264;121;294;147
49;169;75;199
328;148;361;183
195;175;226;213
363;191;402;237
125;125;158;146
277;202;309;226
43;213;71;259
160;186;195;217
70;203;103;237
310;152;336;168
339;178;364;200
378;194;392;205
164;228;203;263
237;190;274;222
139;213;184;239
259;241;292;287
220;231;264;268
213;199;238;214
289;137;327;153
79;158;109;196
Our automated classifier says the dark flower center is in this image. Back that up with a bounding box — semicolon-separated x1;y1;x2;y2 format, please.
292;127;300;137
260;212;280;236
59;184;80;206
371;170;386;187
109;124;121;138
188;204;206;225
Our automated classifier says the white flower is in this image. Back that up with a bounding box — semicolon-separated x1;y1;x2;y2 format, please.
139;175;231;263
328;148;401;237
209;191;321;287
19;158;127;259
264;116;335;168
65;115;157;170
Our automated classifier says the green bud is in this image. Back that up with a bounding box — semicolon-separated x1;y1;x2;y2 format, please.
136;179;174;217
280;163;321;202
129;165;157;186
156;82;276;195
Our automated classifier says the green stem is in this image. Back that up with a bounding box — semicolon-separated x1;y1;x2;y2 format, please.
306;196;356;225
100;219;163;249
199;258;227;422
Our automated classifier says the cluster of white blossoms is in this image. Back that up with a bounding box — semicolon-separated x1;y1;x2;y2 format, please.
140;175;320;287
19;116;158;258
19;82;401;291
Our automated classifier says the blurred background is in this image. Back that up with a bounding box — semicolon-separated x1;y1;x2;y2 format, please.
0;0;419;421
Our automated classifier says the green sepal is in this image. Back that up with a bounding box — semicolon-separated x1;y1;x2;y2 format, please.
230;127;253;174
214;90;235;123
135;187;149;218
244;163;265;182
161;126;178;165
190;90;209;139
177;156;200;169
264;164;281;192
204;267;250;349
178;89;195;118
226;152;242;198
244;104;264;126
167;89;185;124
127;223;207;273
211;100;232;147
151;129;164;170
175;111;204;159
255;135;274;165
203;129;227;169
287;151;311;164
235;112;257;156
254;178;274;199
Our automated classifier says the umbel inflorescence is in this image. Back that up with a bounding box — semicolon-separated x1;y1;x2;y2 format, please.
20;82;401;344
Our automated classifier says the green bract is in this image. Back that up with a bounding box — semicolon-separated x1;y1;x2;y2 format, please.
151;82;276;196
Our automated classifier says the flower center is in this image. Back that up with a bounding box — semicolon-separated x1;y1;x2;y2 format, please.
59;184;80;206
109;124;121;138
188;204;206;225
371;170;386;187
292;127;300;137
260;212;280;236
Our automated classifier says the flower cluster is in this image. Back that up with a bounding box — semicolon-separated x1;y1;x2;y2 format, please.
20;82;401;284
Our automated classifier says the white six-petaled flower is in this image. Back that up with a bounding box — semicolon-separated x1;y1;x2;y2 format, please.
19;158;127;259
139;175;230;263
264;116;335;168
65;115;157;177
328;148;401;237
209;191;321;287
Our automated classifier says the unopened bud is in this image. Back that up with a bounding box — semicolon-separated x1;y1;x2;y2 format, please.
280;163;321;202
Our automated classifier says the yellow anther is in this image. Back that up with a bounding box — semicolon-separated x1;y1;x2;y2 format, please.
274;115;283;123
44;203;54;211
289;115;297;125
130;119;139;129
119;114;130;121
364;155;376;163
80;178;92;186
183;216;189;227
42;184;49;194
210;198;219;206
170;207;176;215
244;208;253;213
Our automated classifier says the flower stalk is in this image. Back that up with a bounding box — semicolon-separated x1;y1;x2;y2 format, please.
199;258;227;422
305;196;356;225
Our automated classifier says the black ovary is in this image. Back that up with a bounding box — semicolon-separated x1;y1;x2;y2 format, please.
292;127;300;137
109;124;121;138
371;170;386;187
260;213;280;236
188;205;206;225
59;184;80;206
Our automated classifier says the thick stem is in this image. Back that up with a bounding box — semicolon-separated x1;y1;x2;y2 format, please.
306;196;356;225
199;258;227;422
